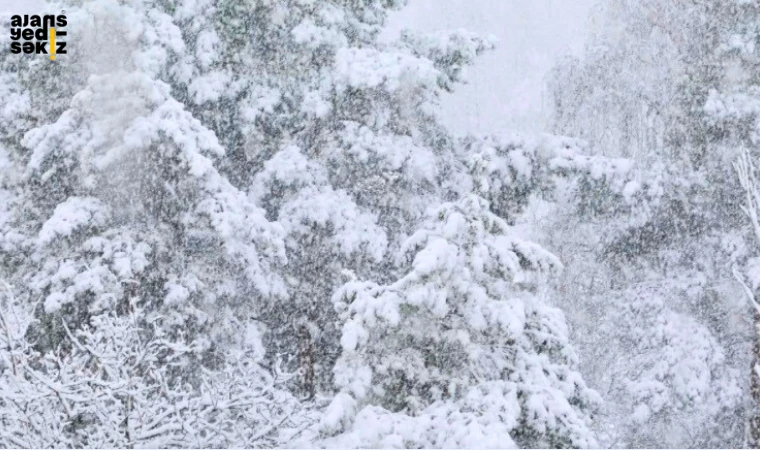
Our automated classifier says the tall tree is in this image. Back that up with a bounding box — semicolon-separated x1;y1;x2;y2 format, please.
0;2;302;445
323;194;598;448
162;0;495;394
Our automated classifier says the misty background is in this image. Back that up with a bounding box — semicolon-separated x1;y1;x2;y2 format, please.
387;0;596;134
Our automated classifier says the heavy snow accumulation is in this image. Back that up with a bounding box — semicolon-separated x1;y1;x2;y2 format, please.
0;0;760;448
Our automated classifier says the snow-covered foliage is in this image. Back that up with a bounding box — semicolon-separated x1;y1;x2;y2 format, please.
324;195;598;448
0;300;309;448
4;0;759;447
0;0;609;448
544;0;760;447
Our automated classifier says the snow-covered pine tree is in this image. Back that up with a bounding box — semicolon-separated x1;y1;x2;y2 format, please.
323;195;598;448
18;2;285;360
0;3;302;442
159;0;494;395
23;69;287;362
314;132;614;448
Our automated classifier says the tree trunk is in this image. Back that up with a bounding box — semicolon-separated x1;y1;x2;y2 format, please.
749;309;760;448
298;323;315;400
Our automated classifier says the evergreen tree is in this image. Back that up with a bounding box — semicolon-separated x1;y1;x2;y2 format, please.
0;2;300;445
324;195;599;448
162;0;493;394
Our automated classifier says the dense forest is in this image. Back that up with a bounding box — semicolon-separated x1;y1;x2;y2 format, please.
1;0;760;448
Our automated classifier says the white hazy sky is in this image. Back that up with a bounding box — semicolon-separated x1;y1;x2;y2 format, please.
388;0;596;135
2;0;596;135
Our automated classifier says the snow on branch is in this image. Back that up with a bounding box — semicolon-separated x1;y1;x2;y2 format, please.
733;148;760;314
